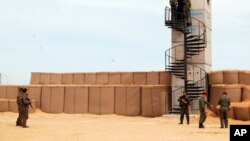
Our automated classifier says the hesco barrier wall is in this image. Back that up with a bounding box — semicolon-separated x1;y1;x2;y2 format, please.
30;71;171;86
208;70;250;85
2;71;171;117
0;85;170;117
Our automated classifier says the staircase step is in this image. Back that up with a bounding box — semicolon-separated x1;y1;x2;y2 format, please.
187;42;206;46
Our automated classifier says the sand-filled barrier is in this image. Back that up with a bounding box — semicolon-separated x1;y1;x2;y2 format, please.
223;70;239;84
0;99;8;112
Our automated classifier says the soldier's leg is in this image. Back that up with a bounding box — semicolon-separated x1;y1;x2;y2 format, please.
16;107;22;126
179;108;184;124
219;109;224;128
224;110;228;128
185;107;190;124
22;108;29;128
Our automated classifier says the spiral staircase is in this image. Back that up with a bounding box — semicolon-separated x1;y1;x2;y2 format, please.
164;7;208;113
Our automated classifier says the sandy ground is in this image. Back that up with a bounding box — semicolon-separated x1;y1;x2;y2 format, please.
0;110;249;141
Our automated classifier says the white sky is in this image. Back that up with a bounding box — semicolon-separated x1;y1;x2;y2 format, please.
0;0;249;84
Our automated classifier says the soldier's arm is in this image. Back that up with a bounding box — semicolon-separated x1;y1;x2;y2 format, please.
22;95;31;105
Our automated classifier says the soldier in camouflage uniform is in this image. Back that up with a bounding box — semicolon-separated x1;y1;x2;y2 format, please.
16;88;24;126
184;0;191;26
218;92;231;128
19;88;31;128
199;91;213;128
170;0;178;20
178;91;190;125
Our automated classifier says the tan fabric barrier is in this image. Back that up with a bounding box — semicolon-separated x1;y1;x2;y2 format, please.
208;71;223;85
30;72;40;84
73;73;85;84
141;86;168;117
0;99;8;112
0;85;7;99
242;86;250;101
159;71;171;85
50;73;62;84
50;86;64;113
225;85;242;103
41;86;51;112
100;87;114;114
210;85;225;107
126;86;141;116
62;73;73;84
223;70;239;84
6;85;18;99
146;72;160;85
85;73;96;84
115;87;127;115
89;87;101;114
133;72;146;85
29;99;36;113
239;71;250;85
234;106;250;121
121;72;133;85
28;85;42;108
39;73;50;84
96;72;109;85
8;99;18;113
108;73;121;84
74;87;88;113
64;87;75;113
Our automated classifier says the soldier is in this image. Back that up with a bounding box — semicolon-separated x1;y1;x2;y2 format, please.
218;92;231;128
170;0;178;20
183;0;191;26
177;0;184;20
19;88;31;128
16;88;24;126
199;91;213;128
178;91;190;125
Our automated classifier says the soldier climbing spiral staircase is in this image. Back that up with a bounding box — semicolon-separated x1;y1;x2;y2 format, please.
164;7;208;113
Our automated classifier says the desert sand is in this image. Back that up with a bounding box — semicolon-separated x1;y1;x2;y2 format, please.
0;110;249;141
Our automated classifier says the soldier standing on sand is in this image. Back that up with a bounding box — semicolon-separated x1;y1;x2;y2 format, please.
199;91;213;128
218;92;231;128
16;88;24;126
170;0;178;20
19;88;31;128
178;91;190;125
183;0;191;26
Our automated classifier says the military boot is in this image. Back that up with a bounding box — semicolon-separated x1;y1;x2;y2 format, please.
199;123;204;128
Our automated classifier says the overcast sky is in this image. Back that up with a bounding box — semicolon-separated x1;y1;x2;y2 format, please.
0;0;249;84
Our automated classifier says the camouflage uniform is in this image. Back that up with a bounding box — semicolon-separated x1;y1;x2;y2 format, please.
178;92;190;124
218;93;230;128
16;88;24;126
184;0;191;26
170;0;178;20
19;88;31;128
199;95;211;128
